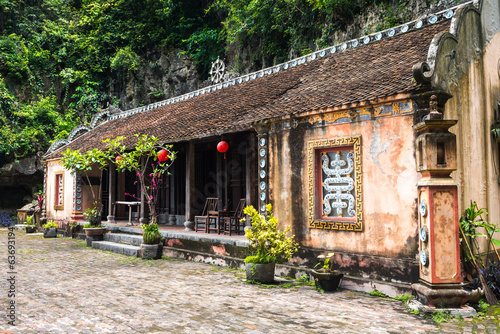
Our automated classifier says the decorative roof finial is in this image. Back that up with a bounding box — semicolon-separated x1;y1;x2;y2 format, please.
428;95;442;120
210;56;226;84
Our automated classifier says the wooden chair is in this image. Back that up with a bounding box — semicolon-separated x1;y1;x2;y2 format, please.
194;198;219;232
222;199;246;236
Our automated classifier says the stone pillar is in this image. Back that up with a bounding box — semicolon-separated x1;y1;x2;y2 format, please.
107;164;116;223
411;91;471;310
41;162;48;225
183;142;195;231
70;174;84;223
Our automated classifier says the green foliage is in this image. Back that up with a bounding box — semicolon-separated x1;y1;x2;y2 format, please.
315;252;335;272
242;204;298;264
431;310;455;324
42;221;57;229
369;289;388;298
459;201;500;262
110;46;142;72
83;223;103;228
394;294;415;305
142;223;162;244
0;75;77;160
25;215;34;226
180;27;225;73
0;0;411;161
83;204;100;225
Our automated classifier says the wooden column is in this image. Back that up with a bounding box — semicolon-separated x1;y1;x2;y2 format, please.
139;156;148;225
106;163;116;223
184;142;195;230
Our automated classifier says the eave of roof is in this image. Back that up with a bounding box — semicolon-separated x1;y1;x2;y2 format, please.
45;4;465;160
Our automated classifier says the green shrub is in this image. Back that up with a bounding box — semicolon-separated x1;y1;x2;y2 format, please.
42;221;57;229
242;204;298;264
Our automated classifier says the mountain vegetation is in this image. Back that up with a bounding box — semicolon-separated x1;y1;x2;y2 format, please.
0;0;436;164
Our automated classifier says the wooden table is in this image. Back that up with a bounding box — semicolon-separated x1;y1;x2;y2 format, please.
113;201;141;225
207;210;234;234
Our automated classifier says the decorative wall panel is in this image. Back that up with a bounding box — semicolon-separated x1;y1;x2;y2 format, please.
308;136;362;231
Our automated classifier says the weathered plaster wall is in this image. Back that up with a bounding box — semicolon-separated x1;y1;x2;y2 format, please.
45;160;74;223
431;5;500;252
269;112;420;264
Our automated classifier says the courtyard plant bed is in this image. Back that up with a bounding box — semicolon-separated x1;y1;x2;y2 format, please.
311;252;344;292
42;221;57;238
242;204;297;283
140;223;163;260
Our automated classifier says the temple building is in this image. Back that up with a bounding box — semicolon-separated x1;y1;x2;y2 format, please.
42;1;499;302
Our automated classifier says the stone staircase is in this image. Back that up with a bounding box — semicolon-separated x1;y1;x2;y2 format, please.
92;233;143;257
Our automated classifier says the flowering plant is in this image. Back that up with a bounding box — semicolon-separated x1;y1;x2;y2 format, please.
34;190;43;208
104;134;175;224
242;204;298;264
0;213;14;227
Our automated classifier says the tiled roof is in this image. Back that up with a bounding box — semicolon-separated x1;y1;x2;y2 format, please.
47;14;453;159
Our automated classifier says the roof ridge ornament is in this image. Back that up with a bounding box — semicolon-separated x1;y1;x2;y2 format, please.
210;56;226;84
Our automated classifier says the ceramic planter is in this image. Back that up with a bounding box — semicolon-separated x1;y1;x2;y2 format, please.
244;262;275;283
140;243;163;260
311;269;343;292
43;228;57;238
83;227;107;236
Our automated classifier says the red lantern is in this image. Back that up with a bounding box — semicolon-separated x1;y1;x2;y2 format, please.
115;156;122;163
217;141;228;153
157;149;169;162
217;141;229;159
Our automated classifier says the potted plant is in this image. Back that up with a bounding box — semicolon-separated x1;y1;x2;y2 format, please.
42;221;58;238
140;223;163;260
311;252;344;292
242;204;298;283
83;206;106;235
25;215;37;233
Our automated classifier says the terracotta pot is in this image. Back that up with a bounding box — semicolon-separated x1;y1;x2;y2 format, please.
83;227;107;236
245;262;275;283
311;269;343;292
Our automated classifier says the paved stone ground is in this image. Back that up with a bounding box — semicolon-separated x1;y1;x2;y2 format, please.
0;229;498;333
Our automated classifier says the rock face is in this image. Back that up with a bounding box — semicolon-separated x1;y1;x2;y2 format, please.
0;155;43;210
111;48;204;111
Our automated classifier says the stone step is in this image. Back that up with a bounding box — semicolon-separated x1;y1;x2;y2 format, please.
104;233;143;246
92;241;140;257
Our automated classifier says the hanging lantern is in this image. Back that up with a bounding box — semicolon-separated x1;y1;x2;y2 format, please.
217;141;229;159
157;149;169;162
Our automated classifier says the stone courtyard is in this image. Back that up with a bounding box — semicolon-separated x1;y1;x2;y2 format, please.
0;229;498;333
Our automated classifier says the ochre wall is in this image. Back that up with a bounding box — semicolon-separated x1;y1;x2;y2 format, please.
45;159;101;223
432;6;500;253
269;112;419;261
45;159;75;223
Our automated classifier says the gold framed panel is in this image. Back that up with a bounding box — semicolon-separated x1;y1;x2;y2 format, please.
307;136;363;231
